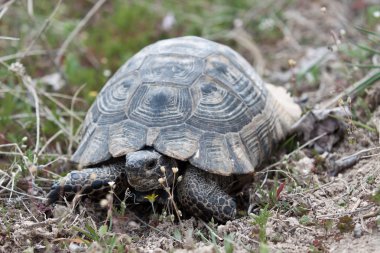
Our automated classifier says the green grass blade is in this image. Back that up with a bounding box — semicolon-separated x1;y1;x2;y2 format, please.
355;26;380;38
355;44;380;55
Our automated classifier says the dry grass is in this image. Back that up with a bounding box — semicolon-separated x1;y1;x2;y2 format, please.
0;0;379;252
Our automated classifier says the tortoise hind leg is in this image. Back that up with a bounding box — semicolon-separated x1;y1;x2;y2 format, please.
176;165;236;223
46;163;125;205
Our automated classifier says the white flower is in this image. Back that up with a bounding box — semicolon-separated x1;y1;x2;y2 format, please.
9;62;25;76
100;199;108;208
103;69;111;77
161;12;176;31
258;18;275;31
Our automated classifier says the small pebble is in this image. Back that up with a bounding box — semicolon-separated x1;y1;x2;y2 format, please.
353;223;362;238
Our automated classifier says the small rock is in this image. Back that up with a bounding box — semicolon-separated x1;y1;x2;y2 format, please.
353;223;362;238
69;242;86;252
287;217;300;227
217;224;227;236
52;204;71;218
295;156;315;175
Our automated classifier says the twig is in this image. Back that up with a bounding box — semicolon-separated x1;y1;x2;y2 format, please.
22;74;41;160
43;105;76;140
38;129;64;156
0;111;86;120
6;61;41;161
316;204;375;219
361;152;380;159
68;84;86;156
54;0;108;65
132;213;183;244
22;0;62;58
0;151;63;158
0;184;46;201
0;0;16;20
17;217;69;229
327;146;380;176
0;143;28;165
40;90;83;122
0;36;19;40
21;201;39;222
287;180;335;197
363;209;380;219
27;0;34;17
0;49;52;63
261;132;327;172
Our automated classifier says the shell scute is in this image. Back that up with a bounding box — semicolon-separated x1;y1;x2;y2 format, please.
72;36;298;175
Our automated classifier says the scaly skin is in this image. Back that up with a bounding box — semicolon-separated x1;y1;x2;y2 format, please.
176;165;237;222
46;150;238;223
46;162;126;204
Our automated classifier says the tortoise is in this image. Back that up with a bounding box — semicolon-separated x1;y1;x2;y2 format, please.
47;36;301;222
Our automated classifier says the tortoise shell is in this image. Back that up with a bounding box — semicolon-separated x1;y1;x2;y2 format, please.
72;36;297;175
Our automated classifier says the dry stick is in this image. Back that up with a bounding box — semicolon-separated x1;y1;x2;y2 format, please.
0;36;19;40
1;85;86;108
0;150;63;158
161;169;182;224
4;62;41;160
0;143;28;165
38;129;64;156
40;90;82;122
22;0;62;58
260;132;328;173
9;169;19;200
0;49;52;63
0;184;46;201
21;201;39;222
287;180;335;197
363;209;380;219
43;105;74;139
132;214;183;244
27;0;34;17
0;151;25;156
1;79;77;143
4;162;22;199
54;0;108;65
15;1;64;79
45;92;87;102
329;146;380;174
68;84;86;156
361;153;380;159
21;75;41;161
2;112;86;120
341;147;380;160
254;132;328;206
316;204;376;219
0;0;16;20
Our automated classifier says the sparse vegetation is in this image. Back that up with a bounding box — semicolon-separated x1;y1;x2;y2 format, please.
1;0;379;252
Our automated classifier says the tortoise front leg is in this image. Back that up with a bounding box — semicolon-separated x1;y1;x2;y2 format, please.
176;165;236;223
46;162;126;205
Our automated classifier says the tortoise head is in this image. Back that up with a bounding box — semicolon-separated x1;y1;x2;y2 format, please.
125;149;177;192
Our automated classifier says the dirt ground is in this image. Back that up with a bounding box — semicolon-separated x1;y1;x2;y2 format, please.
0;0;379;252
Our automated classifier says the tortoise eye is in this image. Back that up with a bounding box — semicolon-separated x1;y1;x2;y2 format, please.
146;160;156;170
